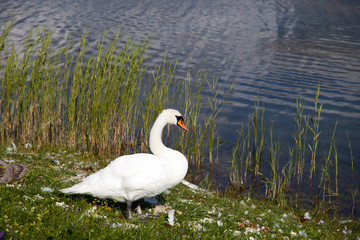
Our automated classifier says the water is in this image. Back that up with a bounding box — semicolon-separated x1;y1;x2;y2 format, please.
1;0;359;217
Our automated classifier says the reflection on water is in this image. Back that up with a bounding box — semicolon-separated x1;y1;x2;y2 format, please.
1;0;359;217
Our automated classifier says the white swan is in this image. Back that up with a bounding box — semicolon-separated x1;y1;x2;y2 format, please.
60;109;188;218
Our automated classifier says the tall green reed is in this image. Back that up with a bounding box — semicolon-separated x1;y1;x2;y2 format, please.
229;102;264;193
308;85;322;184
0;23;226;179
293;97;309;186
227;86;357;216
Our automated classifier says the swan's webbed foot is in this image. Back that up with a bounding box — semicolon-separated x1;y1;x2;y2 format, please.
126;200;161;219
125;200;144;219
135;204;142;215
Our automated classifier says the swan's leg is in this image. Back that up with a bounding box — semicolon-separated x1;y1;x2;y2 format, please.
126;200;132;219
135;204;142;215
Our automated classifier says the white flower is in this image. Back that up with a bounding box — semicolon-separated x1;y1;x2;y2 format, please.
244;227;257;235
111;222;138;229
340;220;353;224
41;187;54;193
298;230;307;237
317;220;324;225
11;141;17;151
244;210;248;215
200;217;214;223
251;204;256;209
55;202;69;208
34;194;44;200
25;143;32;149
217;220;223;227
304;212;311;220
290;231;297;237
342;226;352;235
193;223;205;231
282;213;288;218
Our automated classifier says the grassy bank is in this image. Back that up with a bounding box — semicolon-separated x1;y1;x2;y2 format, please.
1;146;359;239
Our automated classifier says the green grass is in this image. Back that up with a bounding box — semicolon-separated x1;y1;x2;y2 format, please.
1;146;359;239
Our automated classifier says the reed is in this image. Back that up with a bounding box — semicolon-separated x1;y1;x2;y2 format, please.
308;85;322;184
352;188;358;217
227;87;358;217
268;125;280;199
0;23;219;173
230;127;244;190
205;77;234;166
346;130;354;174
252;102;264;181
292;97;309;186
320;121;337;204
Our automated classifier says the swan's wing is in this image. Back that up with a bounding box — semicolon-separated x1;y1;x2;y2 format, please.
60;153;166;201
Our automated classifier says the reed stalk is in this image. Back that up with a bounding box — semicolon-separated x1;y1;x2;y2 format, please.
351;188;358;216
308;85;322;184
320;121;337;203
268;125;281;199
292;97;309;186
230;127;244;190
346;130;354;174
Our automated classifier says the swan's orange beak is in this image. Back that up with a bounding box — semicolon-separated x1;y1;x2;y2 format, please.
177;118;188;131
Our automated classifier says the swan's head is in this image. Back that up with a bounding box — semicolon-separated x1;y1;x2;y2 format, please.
161;109;188;131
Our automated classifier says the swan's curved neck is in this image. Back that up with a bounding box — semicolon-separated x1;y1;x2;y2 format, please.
149;113;171;158
149;110;188;183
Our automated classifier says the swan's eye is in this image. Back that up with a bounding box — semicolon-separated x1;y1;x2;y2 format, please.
176;116;188;131
176;115;183;123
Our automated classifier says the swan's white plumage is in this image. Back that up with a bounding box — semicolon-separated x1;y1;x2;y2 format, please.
60;109;188;218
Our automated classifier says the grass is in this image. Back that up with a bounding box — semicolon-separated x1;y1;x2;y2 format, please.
1;145;359;239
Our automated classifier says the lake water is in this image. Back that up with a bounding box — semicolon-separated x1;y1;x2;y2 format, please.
1;0;359;217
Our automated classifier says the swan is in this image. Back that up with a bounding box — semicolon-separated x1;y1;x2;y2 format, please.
60;109;188;219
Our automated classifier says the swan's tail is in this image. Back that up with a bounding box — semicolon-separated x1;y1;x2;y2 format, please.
59;183;89;194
